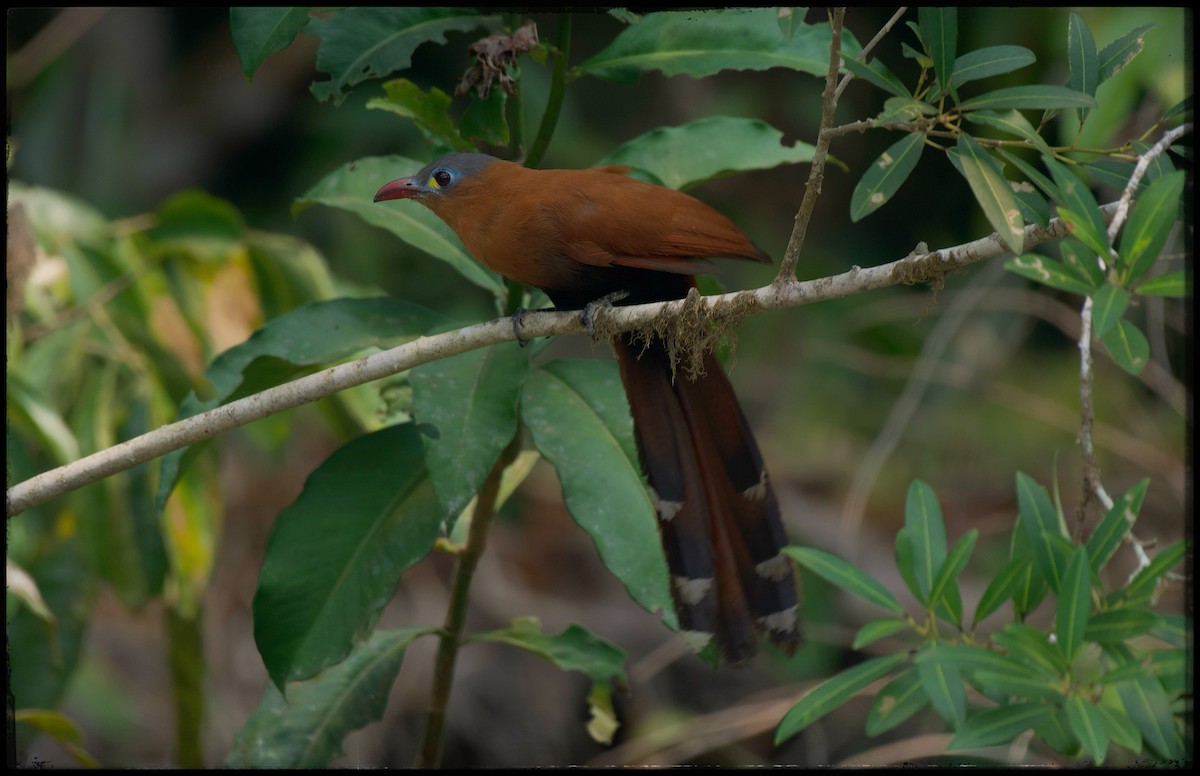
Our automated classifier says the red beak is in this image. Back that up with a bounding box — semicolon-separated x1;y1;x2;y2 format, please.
373;177;424;202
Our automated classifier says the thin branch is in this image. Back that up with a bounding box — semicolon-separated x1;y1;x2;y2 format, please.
776;7;845;282
5;204;1114;518
834;7;908;103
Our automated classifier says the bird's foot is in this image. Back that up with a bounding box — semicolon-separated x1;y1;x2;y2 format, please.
511;307;532;347
581;290;630;339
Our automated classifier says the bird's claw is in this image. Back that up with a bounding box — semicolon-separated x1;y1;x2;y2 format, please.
511;307;530;347
581;290;630;339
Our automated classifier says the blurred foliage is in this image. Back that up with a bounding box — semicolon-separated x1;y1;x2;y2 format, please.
7;6;1189;769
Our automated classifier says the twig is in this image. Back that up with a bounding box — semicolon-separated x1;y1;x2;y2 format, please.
776;7;845;282
5;204;1114;518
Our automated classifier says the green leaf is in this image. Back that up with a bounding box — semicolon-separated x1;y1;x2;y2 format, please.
596;116;815;192
253;424;444;689
1122;539;1188;604
775;652;909;744
296;155;503;295
1015;472;1068;591
850;132;926;222
1116;674;1184;759
948;45;1036;89
997;148;1059;201
866;668;929;736
1118;171;1186;284
1134;270;1189;297
928;529;977;620
1090;284;1129;339
1101;319;1150;375
957;85;1096;112
1085;478;1147;573
156;297;448;509
918;7;957;98
1045;157;1110;258
1085;609;1159;644
972;669;1063;701
965;109;1051;154
306;8;499;104
1057;547;1092;663
411;342;529;518
1036;709;1081;757
367;79;473;156
1066;694;1110;764
784;546;905;615
459;88;510;148
895;527;923;603
1150;614;1189;649
950;703;1052;750
916;645;966;726
955;133;1025;254
1059;239;1107;288
227;627;433;767
917;642;1030;678
576;8;858;83
1095;696;1143;755
230;7;313;81
974;557;1028;624
843;57;910;98
1005;253;1096;295
1067;14;1099;122
521;361;674;626
852;618;910;650
1097;24;1154;83
904;480;946;601
872;96;938;125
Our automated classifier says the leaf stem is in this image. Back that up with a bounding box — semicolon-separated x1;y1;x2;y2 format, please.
415;434;521;768
525;13;571;169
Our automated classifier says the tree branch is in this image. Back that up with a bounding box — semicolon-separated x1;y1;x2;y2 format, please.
5;204;1114;518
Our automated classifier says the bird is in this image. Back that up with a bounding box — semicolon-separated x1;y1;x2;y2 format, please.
375;152;799;663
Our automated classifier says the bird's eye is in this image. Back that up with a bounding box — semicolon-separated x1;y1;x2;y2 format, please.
429;169;453;188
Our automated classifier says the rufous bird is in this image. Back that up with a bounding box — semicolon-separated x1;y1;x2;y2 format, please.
375;153;799;663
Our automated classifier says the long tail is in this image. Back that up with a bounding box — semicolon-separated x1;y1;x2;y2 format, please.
613;333;800;663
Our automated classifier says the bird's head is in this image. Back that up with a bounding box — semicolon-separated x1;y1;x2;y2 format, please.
373;153;499;204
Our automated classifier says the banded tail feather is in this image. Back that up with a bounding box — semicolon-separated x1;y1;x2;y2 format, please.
614;333;801;663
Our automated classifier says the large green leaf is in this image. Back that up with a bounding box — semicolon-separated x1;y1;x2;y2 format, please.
915;645;966;726
1005;253;1095;295
521;361;674;626
296;155;503;295
866;668;929;736
227;627;434;767
253;423;444;689
367;79;474;156
596;116;815;192
918;7;957;98
230;7;313;81
411;341;529;518
1015;472;1069;591
1044;157;1110;259
949;45;1036;89
1134;271;1188;298
966;109;1051;154
156;297;447;510
1116;674;1184;760
306;8;499;104
576;8;858;83
850;131;925;222
775;652;909;743
1085;608;1159;644
954;133;1024;254
1090;284;1129;339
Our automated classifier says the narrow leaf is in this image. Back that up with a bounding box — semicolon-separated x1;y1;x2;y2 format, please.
1090;284;1130;339
957;85;1096;112
1045;156;1110;257
1085;608;1159;644
950;45;1035;89
1067;14;1099;121
1005;253;1096;295
949;703;1052;750
1098;24;1154;83
1118;170;1186;284
955;133;1025;254
904;480;946;600
916;647;966;726
1134;270;1189;297
866;668;929;736
1059;238;1106;288
972;669;1063;701
1056;547;1092;662
919;7;957;97
843;57;910;98
851;132;926;222
1116;674;1184;759
1123;539;1188;603
775;652;909;743
1066;694;1110;765
974;557;1028;624
852;618;911;650
966;109;1050;153
784;547;905;615
1085;479;1147;573
1016;472;1069;591
1101;319;1150;375
928;529;977;618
